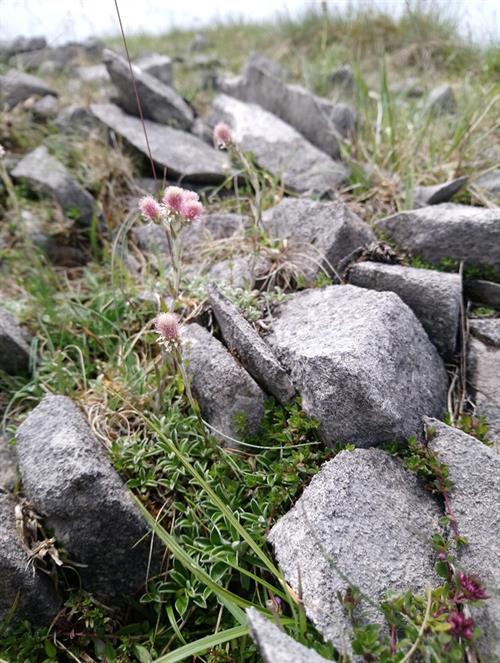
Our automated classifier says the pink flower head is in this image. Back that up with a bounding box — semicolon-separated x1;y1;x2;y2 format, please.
154;313;179;344
448;611;474;640
139;196;162;222
458;573;489;601
214;122;233;148
162;186;185;213
181;198;203;221
182;189;200;202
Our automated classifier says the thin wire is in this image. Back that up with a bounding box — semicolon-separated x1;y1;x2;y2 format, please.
113;0;158;183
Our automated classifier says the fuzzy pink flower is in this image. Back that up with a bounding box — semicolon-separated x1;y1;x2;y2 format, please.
155;313;179;343
181;198;204;221
214;122;233;148
162;186;185;213
139;196;162;222
182;189;200;202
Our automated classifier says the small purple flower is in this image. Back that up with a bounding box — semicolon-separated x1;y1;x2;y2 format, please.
139;195;162;222
448;611;474;640
213;122;233;149
154;313;179;344
458;573;489;601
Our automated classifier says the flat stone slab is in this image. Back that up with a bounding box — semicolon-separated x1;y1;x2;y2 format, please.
465;279;500;309
262;198;375;283
269;448;441;655
11;145;96;227
219;53;355;158
468;330;500;449
211;94;349;195
348;261;462;356
0;69;57;108
209;285;295;404
182;323;265;445
0;493;60;625
426;419;500;660
266;285;448;447
0;307;31;375
376;203;500;274
413;176;467;207
91;103;230;183
246;608;330;663
16;394;159;606
104;49;193;130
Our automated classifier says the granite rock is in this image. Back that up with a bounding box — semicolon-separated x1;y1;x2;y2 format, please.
376;203;500;274
262;197;375;283
209;285;295;404
0;493;61;625
104;49;193;130
427;419;500;659
0;69;57;109
91;102;229;183
266;285;448;447
212;94;349;196
0;437;17;492
11;145;96;227
348;261;462;356
16;395;159;606
467;330;500;449
181;323;265;445
475;169;500;199
0;307;31;375
413;176;468;207
269;448;441;654
134;53;173;86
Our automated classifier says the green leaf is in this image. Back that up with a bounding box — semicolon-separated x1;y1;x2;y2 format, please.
175;593;188;617
134;644;153;663
44;640;57;658
153;624;249;663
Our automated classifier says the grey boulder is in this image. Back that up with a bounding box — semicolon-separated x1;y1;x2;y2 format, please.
134;53;173;86
413;176;467;207
76;64;110;84
348;261;462;356
209;285;295;404
0;69;57;109
329;64;355;95
104;49;193;130
426;419;500;660
424;83;456;114
181;323;265;445
266;285;448;447
262;197;375;283
0;36;47;60
91;103;229;183
219;53;355;158
16;395;159;606
468;322;500;449
269;448;441;654
469;318;500;347
0;307;31;375
0;493;61;625
11;145;96;227
246;608;331;663
211;94;349;195
376;203;500;274
31;94;59;120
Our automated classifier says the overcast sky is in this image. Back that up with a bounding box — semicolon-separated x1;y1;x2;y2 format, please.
0;0;499;45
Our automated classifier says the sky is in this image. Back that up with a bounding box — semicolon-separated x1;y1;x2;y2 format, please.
0;0;499;45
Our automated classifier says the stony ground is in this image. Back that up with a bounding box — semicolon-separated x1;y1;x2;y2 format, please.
0;7;499;663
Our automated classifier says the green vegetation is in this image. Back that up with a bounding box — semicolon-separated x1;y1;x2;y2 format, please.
0;2;499;661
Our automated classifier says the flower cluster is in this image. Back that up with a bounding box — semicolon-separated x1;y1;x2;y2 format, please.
457;573;489;601
139;185;203;224
448;611;475;640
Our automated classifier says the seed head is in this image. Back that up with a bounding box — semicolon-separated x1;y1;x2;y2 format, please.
163;186;185;213
154;313;179;344
139;195;162;222
214;122;233;149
